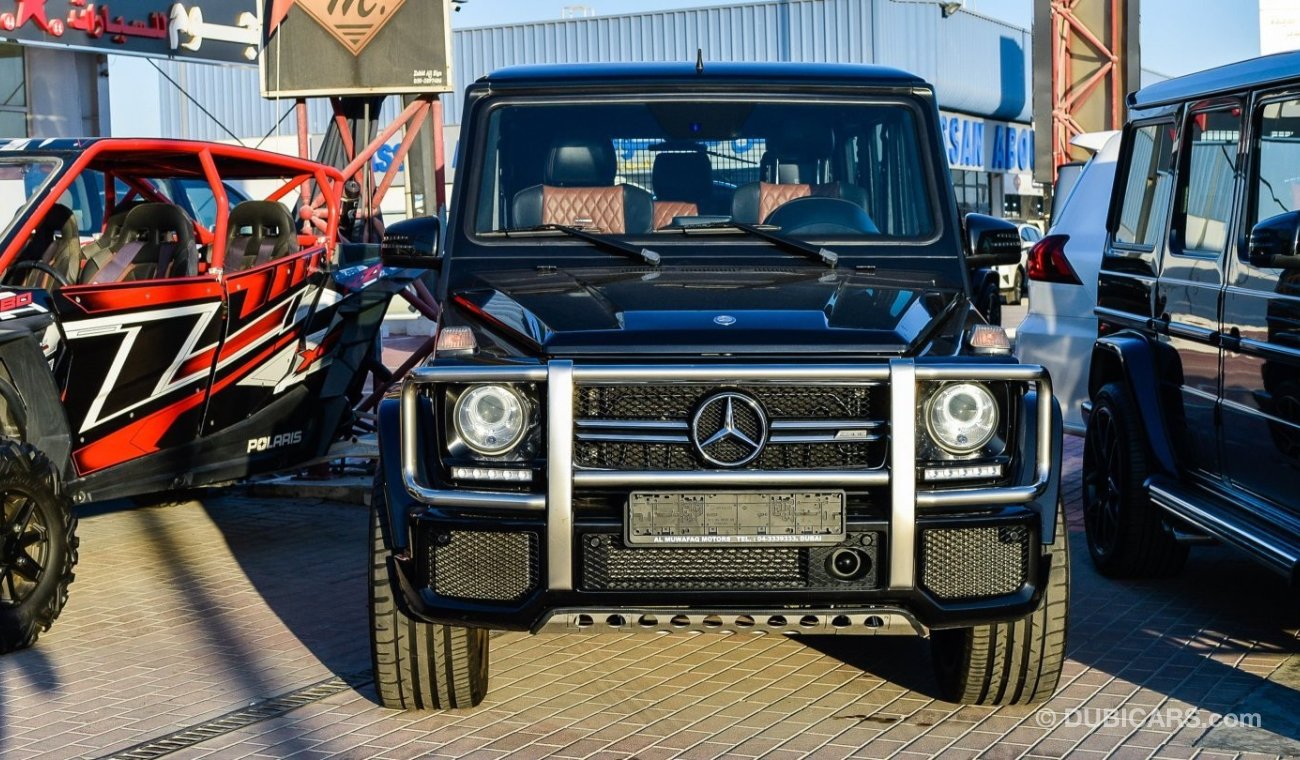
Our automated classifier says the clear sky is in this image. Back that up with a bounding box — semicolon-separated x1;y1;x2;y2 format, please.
450;0;1262;78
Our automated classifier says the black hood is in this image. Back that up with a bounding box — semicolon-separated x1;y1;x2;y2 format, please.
450;267;962;357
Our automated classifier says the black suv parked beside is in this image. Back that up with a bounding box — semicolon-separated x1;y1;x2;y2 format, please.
1084;52;1300;584
372;62;1067;710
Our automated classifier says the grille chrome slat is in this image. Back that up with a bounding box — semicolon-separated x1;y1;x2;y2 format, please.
573;383;888;471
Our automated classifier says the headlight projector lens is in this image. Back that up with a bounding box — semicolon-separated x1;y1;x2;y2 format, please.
454;385;527;455
926;382;998;454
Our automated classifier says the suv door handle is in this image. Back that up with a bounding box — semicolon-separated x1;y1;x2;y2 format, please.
1219;327;1241;352
1148;313;1170;332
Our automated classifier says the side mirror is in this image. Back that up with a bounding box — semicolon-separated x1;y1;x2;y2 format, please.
1248;211;1300;269
381;216;442;269
963;213;1023;268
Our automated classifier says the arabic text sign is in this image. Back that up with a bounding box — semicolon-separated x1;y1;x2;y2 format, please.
1;1;260;64
262;0;453;97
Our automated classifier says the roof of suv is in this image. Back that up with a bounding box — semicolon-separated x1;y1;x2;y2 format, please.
478;61;930;90
1131;50;1300;109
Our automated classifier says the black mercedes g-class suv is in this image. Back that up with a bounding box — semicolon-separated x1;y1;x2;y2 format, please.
371;62;1067;710
1083;52;1300;585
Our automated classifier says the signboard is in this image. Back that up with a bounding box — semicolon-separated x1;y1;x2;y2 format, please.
940;111;1035;175
1261;0;1300;55
0;1;260;63
261;0;453;98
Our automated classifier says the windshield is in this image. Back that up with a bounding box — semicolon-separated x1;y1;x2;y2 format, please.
0;158;61;241
472;98;936;242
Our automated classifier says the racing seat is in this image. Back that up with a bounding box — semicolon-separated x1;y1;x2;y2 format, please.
87;203;199;284
9;203;80;290
731;130;870;224
651;151;713;229
225;201;299;272
512;138;653;234
80;200;148;283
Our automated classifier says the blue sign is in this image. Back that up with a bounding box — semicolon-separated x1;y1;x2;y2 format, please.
939;112;1033;174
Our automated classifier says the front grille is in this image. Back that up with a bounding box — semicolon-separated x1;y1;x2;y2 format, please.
430;530;539;602
574;383;887;471
920;526;1029;600
580;533;881;591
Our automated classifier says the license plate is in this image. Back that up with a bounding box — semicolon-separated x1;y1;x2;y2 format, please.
626;491;846;546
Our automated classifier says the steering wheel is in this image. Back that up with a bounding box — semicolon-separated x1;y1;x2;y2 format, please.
765;197;879;235
4;260;72;288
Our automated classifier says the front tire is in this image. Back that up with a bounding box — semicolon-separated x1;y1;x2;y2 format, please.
931;498;1069;705
0;441;78;654
369;476;489;710
1082;382;1187;577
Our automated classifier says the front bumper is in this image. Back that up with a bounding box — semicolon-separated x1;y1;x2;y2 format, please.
387;360;1061;633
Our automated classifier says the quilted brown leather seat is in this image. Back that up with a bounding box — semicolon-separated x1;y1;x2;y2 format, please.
512;138;653;234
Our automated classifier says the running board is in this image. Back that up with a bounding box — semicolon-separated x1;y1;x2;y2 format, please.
1148;476;1300;582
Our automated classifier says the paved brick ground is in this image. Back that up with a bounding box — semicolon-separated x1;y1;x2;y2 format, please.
3;437;1299;760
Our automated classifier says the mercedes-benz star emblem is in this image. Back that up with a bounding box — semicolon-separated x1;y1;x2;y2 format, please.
691;392;769;467
713;315;737;326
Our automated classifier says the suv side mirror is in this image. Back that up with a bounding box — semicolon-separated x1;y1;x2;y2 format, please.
1248;211;1300;269
381;216;443;269
963;213;1023;268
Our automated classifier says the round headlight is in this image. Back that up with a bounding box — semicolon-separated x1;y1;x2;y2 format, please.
925;382;998;454
454;385;527;455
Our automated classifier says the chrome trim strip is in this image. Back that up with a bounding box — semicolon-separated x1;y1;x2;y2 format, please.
916;486;1037;507
547;361;575;591
406;365;549;384
575;419;690;430
574;365;892;382
913;364;1045;382
769;433;884;444
1094;305;1147;327
572;470;889;487
1150;483;1298;576
769;420;885;430
889;359;917;591
1237;336;1300;362
537;608;927;637
575;432;691;444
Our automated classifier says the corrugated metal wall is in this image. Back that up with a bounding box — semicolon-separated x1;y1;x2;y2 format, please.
155;59;401;144
447;0;1031;124
156;0;1035;142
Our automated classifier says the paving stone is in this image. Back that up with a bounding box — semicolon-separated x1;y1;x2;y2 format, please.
1;436;1297;759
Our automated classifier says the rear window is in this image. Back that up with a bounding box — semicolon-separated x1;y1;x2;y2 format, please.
1114;123;1175;248
1176;108;1240;256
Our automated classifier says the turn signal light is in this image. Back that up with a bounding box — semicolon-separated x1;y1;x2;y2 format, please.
1026;234;1080;284
436;326;477;354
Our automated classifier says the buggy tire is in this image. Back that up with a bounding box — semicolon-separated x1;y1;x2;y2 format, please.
931;498;1069;705
0;440;77;654
369;477;489;710
1082;382;1187;577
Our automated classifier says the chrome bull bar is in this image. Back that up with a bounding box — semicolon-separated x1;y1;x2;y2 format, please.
401;361;1055;594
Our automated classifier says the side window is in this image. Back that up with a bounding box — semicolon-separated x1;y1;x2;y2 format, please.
1254;98;1300;226
1176;107;1241;256
1114;123;1176;248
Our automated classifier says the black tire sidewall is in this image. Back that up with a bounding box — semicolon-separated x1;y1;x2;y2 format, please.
0;443;74;653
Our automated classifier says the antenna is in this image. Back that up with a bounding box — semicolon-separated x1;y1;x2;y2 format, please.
696;48;705;74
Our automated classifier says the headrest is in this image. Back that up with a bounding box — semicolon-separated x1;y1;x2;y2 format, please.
121;203;194;246
545;138;617;187
229;201;296;240
653;152;712;202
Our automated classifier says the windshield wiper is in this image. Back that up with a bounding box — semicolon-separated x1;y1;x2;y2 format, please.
496;224;661;267
676;221;839;269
